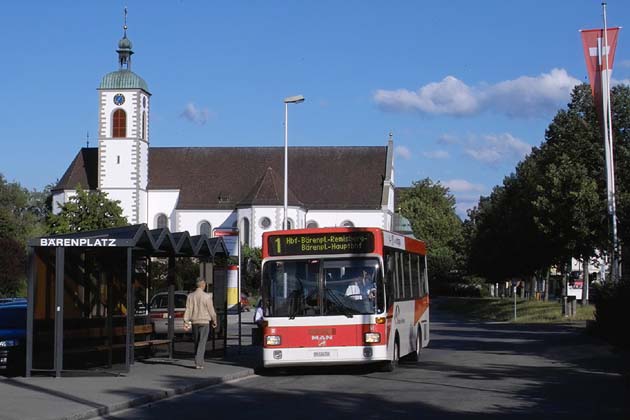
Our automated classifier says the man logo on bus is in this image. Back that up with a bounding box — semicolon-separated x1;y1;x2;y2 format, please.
312;334;333;346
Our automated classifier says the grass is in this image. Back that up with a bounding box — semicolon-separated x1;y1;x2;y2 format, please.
434;297;596;323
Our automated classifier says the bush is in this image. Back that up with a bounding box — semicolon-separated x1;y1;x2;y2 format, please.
431;273;490;298
593;281;630;348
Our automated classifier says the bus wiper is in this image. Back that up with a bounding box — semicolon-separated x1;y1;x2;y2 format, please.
288;291;302;320
324;288;354;318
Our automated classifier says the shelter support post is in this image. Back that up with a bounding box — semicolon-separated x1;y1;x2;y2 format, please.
167;256;175;359
54;247;65;377
26;247;35;377
126;248;134;370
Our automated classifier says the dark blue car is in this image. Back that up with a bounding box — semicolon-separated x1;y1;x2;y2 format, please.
0;299;26;375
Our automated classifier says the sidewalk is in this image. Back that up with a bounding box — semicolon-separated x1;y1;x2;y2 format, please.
0;318;259;420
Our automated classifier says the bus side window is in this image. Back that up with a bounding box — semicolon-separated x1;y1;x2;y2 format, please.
411;254;420;298
385;252;395;308
397;252;405;299
419;256;427;297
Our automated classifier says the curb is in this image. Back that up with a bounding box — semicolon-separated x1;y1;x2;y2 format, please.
56;367;257;420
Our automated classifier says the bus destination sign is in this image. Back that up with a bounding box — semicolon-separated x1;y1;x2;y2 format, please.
268;232;374;256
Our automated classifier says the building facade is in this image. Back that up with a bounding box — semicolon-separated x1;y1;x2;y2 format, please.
52;27;396;248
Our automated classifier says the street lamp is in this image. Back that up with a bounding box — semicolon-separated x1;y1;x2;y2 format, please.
283;94;305;230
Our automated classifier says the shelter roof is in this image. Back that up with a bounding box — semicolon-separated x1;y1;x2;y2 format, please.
29;224;229;258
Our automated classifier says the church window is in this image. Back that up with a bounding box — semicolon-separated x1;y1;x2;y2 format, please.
241;218;250;246
156;214;168;229
341;220;354;228
287;218;295;229
259;217;271;230
142;111;146;140
113;109;127;138
199;221;211;237
306;220;318;229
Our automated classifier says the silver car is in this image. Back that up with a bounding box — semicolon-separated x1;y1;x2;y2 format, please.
149;291;189;335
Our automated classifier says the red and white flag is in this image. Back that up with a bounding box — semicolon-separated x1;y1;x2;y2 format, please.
580;27;621;102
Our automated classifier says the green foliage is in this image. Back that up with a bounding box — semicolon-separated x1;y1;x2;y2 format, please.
0;174;48;244
241;245;262;293
466;83;630;283
47;185;128;234
399;178;463;284
0;174;50;296
0;237;26;297
399;178;462;255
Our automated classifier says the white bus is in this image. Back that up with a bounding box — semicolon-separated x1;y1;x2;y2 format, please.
260;227;430;370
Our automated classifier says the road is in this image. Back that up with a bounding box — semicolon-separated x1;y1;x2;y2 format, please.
101;310;629;419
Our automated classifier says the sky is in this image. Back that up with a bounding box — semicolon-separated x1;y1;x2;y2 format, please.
2;0;630;218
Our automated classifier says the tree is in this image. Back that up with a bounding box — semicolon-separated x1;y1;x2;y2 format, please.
0;237;26;297
465;83;630;303
47;185;128;234
0;174;47;243
398;178;463;284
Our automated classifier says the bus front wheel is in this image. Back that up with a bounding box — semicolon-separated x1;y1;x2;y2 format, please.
380;338;400;372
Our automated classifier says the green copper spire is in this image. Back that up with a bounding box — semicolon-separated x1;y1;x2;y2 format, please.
117;7;133;70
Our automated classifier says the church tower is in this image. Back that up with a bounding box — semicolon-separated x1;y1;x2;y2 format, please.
97;9;150;224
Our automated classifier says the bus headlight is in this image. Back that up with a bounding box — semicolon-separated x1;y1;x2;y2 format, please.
265;335;282;346
364;332;380;343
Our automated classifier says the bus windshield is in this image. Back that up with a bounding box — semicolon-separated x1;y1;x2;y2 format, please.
262;258;383;317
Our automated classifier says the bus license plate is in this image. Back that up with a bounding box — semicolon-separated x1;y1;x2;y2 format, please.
313;351;331;358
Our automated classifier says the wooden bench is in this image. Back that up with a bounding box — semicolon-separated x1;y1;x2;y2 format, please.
64;324;172;359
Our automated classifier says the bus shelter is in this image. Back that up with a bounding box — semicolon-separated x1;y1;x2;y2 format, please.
25;224;229;377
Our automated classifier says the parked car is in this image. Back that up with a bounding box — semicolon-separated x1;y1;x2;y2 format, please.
149;291;189;335
0;300;26;376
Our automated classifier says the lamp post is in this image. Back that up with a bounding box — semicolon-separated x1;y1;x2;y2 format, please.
283;95;305;230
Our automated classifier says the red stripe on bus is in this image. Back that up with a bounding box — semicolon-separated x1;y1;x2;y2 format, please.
414;295;430;324
263;323;386;348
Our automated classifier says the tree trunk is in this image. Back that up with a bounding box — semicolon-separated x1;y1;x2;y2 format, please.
544;268;550;302
581;257;588;305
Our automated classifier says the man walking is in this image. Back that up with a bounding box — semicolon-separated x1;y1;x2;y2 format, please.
184;278;218;369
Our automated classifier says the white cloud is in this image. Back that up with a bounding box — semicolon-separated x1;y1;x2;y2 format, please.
395;145;412;160
442;179;485;193
464;133;531;164
374;68;580;118
437;133;459;145
180;103;215;125
374;76;479;116
422;150;450;159
613;78;630;86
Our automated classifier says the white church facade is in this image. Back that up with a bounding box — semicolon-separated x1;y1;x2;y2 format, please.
52;25;397;248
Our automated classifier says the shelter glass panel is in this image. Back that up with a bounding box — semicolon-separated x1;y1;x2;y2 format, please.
32;248;56;371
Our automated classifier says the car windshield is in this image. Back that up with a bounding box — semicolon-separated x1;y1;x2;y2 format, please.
0;306;26;330
150;294;187;310
262;258;382;317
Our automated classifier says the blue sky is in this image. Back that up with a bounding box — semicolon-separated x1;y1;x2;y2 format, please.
2;1;630;217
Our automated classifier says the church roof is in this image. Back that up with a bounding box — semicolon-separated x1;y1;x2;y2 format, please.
55;146;388;211
99;70;149;91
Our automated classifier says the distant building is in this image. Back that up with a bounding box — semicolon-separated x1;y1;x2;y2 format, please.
52;24;396;247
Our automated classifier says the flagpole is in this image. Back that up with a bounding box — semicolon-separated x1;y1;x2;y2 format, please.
602;1;621;281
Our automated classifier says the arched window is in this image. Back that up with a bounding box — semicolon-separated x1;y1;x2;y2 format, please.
241;218;250;246
287;218;295;230
341;220;354;228
306;220;319;229
199;221;211;237
113;109;127;138
141;111;146;140
156;213;168;229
